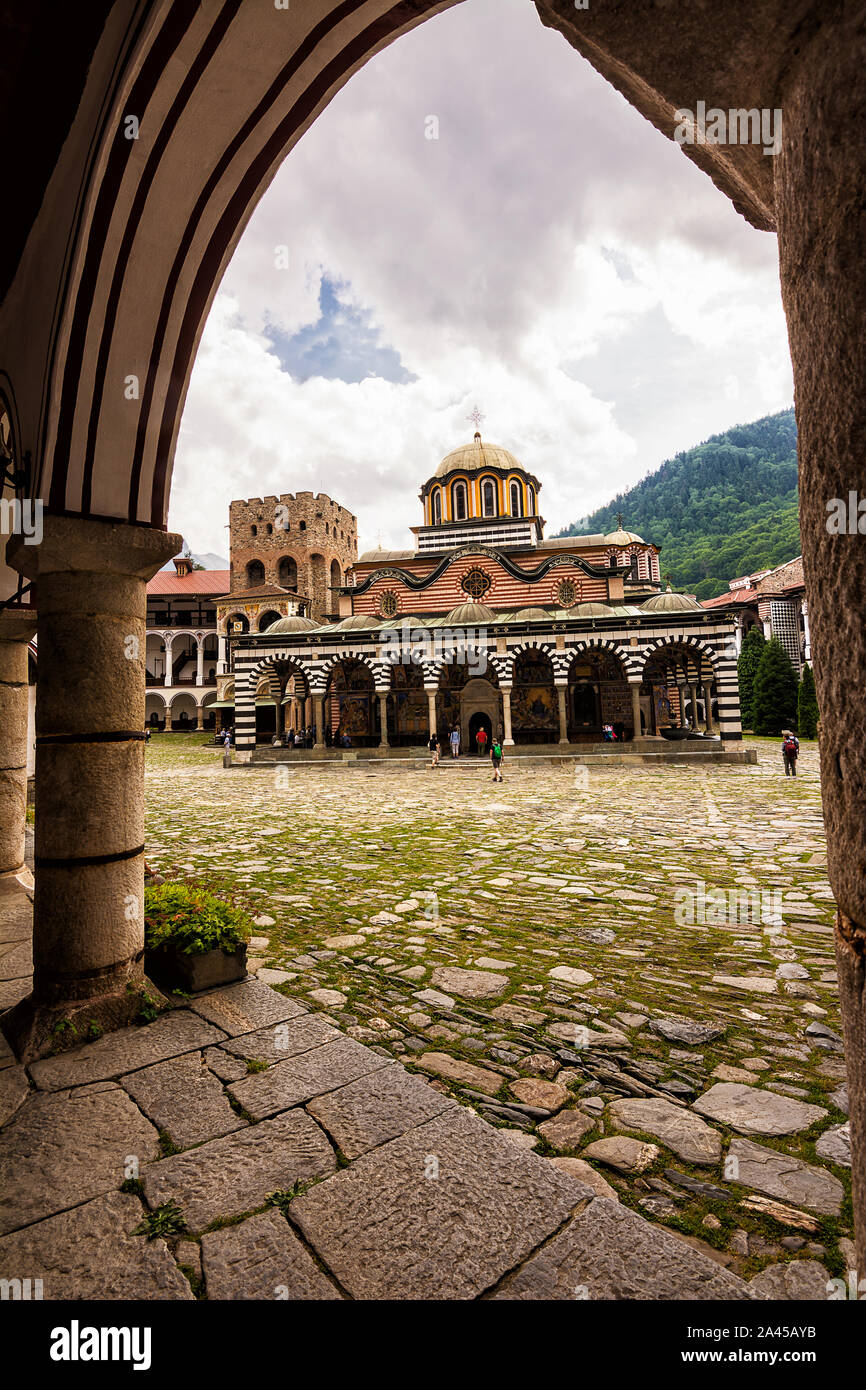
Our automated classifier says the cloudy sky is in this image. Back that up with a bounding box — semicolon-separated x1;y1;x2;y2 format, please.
170;0;793;561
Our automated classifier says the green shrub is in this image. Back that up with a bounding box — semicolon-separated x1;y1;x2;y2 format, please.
144;883;253;957
797;662;819;739
753;637;799;736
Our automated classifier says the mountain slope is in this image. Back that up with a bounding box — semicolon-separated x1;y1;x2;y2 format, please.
557;409;800;600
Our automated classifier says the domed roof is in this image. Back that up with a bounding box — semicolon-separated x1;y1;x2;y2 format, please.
574;601;614;617
264;614;318;634
641;588;703;613
434;433;526;479
514;606;551;621
333;614;374;630
604;528;644;545
444;600;496;624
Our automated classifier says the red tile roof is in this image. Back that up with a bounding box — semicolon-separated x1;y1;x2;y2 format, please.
700;587;758;610
147;570;230;596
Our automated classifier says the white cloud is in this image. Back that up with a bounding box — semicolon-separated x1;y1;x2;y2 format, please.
171;0;793;558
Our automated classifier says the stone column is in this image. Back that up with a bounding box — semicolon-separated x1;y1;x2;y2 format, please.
555;682;569;745
688;682;699;732
0;610;36;877
304;695;312;729
702;682;715;735
501;684;514;746
196;704;204;730
777;13;866;1274
196;639;204;686
217;632;227;674
4;517;180;1059
163;635;173;685
629;681;642;740
426;688;437;739
313;695;325;750
378;692;389;748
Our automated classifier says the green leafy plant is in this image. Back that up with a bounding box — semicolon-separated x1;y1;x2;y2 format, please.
737;625;765;732
134;1200;187;1240
753;637;799;736
144;882;253;957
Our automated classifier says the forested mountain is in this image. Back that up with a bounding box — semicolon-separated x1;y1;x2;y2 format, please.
557;409;800;600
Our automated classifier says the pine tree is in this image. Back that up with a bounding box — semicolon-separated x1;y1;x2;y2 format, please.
737;625;765;731
797;662;819;739
753;638;799;736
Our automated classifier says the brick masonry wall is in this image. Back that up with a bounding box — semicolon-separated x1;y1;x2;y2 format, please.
230;492;357;621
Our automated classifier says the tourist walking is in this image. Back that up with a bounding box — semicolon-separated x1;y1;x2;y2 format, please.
475;725;488;758
450;725;460;758
490;734;504;782
429;731;440;767
782;730;800;777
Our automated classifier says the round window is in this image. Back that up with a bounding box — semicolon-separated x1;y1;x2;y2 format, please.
557;578;578;608
379;590;399;617
461;567;492;600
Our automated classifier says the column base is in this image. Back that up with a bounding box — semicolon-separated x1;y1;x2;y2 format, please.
0;862;34;892
1;976;174;1063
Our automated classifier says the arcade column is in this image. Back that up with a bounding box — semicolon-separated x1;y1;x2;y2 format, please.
0;609;36;877
500;683;514;746
555;681;569;745
4;516;180;1059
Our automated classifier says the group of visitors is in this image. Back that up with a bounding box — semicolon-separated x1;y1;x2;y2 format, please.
428;723;504;781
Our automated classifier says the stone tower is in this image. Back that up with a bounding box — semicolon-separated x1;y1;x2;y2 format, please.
229;491;357;623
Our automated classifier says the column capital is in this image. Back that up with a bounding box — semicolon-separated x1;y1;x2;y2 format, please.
8;515;182;583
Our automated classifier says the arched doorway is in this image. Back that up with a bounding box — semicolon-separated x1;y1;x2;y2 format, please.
468;710;493;755
567;648;632;741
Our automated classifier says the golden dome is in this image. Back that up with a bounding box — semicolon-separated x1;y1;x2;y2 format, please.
435;434;525;479
514;606;551;621
574;601;615;617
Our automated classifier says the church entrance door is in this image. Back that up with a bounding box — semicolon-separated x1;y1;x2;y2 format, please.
468;711;493;755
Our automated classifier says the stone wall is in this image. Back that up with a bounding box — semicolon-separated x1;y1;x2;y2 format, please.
229;492;357;622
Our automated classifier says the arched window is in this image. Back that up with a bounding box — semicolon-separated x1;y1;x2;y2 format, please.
482;477;496;517
330;559;342;590
452;481;467;521
510;481;522;517
278;555;297;589
527;486;536;515
608;552;618;570
251;524;257;536
246;559;265;587
431;488;442;525
266;523;273;535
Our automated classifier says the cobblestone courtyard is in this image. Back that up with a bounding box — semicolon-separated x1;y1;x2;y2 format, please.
149;737;850;1288
0;736;851;1300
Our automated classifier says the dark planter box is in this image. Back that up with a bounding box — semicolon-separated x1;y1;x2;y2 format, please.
147;942;248;993
660;727;693;740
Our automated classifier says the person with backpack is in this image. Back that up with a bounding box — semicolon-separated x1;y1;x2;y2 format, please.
429;731;440;767
490;735;504;782
782;730;800;776
475;724;488;758
449;725;460;759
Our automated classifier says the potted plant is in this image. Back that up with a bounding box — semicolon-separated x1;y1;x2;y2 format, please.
144;882;252;992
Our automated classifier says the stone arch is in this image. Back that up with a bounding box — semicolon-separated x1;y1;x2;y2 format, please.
145;690;167;728
257;609;282;632
278;555;298;590
569;636;641;682
168;690;197;730
246;559;265;588
225;611;249;635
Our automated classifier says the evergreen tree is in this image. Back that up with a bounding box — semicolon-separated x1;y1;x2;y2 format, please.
753;638;799;736
737;625;765;731
797;662;819;739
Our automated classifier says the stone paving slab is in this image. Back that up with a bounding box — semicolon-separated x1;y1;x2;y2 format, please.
692;1083;827;1136
728;1136;844;1215
289;1106;585;1299
490;1199;752;1300
0;937;31;979
0;1064;29;1126
608;1097;722;1165
29;1010;227;1091
189;979;306;1036
201;1207;342;1300
229;1037;391;1119
0;1085;160;1234
306;1063;458;1158
0;1190;192;1301
0;898;32;944
120;1051;246;1148
220;1012;340;1065
0;977;29;1010
141;1108;336;1232
748;1259;832;1300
